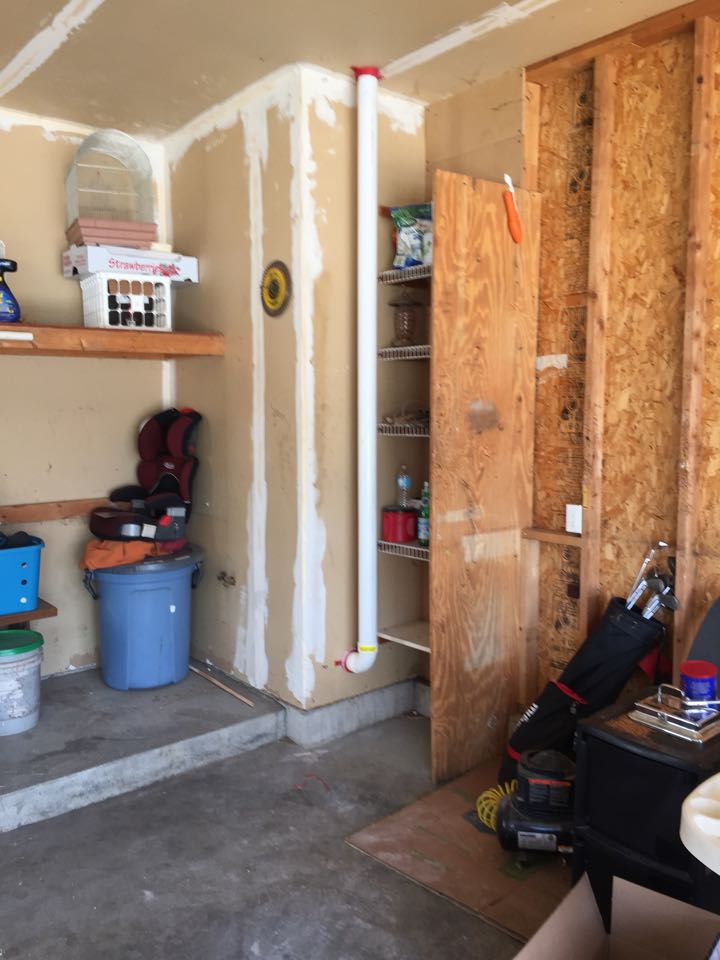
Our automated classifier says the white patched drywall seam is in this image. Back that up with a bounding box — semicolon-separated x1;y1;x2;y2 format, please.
165;64;425;170
0;0;108;98
165;65;298;170
285;66;329;706
382;0;563;78
0;105;91;143
236;97;274;691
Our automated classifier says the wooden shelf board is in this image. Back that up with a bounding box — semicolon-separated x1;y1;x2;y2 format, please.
0;324;224;360
0;498;110;524
378;619;430;653
522;527;583;547
0;598;58;629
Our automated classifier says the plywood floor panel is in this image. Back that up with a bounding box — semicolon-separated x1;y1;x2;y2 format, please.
347;761;571;943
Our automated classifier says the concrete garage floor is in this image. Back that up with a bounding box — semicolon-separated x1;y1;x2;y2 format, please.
0;717;519;960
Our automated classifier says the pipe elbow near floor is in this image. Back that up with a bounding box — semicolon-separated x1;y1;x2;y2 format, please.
339;648;378;673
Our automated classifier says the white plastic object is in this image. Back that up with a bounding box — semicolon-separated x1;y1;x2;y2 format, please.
681;772;720;874
65;129;154;227
565;504;582;534
80;273;172;331
0;647;43;736
0;331;33;341
343;68;380;675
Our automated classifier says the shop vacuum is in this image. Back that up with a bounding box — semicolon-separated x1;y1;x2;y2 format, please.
496;749;575;854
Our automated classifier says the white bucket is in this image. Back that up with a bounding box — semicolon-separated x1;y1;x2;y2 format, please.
0;647;43;736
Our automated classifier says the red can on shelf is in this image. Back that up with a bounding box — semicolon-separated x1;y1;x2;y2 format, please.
382;507;417;543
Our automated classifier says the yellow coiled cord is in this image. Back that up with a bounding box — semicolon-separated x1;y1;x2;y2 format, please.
476;780;517;832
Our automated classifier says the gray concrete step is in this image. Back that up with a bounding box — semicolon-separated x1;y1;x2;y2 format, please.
0;667;285;833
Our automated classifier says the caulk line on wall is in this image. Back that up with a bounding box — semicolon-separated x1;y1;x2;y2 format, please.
382;0;563;78
0;0;108;99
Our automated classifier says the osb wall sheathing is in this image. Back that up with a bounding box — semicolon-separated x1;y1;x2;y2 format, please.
600;35;692;608
533;34;693;689
694;27;720;633
534;70;592;686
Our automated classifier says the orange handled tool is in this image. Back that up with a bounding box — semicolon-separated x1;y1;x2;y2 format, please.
503;174;522;244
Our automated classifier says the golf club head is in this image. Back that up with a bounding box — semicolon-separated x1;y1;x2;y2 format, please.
630;540;670;598
658;591;679;612
646;576;668;593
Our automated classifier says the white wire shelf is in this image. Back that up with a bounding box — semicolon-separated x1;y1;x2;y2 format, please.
378;344;431;361
378;264;432;285
378;619;430;653
378;423;429;438
377;540;429;562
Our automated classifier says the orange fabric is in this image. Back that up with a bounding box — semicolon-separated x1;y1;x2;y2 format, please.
81;539;167;571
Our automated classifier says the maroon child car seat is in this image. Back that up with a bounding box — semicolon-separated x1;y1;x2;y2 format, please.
89;408;201;542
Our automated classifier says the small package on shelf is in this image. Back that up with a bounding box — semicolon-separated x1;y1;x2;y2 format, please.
391;203;432;269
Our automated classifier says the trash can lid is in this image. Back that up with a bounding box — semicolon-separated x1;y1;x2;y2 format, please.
0;629;44;656
98;544;204;576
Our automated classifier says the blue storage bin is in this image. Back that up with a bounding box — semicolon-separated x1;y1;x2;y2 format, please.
87;546;203;690
0;536;44;616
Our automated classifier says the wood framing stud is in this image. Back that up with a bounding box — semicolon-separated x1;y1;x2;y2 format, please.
523;81;541;192
674;17;717;672
580;55;617;637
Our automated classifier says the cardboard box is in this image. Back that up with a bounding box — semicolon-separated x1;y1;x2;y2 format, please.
62;245;198;284
515;874;720;960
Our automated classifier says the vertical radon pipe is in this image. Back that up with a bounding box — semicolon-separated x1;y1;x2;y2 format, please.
341;66;382;673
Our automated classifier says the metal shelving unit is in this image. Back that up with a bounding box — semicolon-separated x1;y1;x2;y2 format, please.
377;540;429;562
378;423;429;438
378;344;431;361
378;264;432;285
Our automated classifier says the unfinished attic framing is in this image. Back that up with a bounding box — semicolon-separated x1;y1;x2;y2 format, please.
523;7;720;694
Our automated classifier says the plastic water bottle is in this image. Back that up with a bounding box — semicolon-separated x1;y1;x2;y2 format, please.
396;465;411;508
418;481;430;546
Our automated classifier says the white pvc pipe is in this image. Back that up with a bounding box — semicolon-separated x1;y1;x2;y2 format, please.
342;67;381;674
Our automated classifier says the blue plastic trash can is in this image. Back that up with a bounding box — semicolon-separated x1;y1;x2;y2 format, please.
87;546;203;690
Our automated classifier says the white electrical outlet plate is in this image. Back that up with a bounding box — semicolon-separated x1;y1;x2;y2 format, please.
565;504;582;534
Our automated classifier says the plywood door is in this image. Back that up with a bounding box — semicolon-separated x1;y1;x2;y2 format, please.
430;171;541;783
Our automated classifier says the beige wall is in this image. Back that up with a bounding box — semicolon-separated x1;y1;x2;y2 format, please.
425;69;525;190
170;122;252;677
0;66;533;687
0;120;164;675
170;68;427;708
